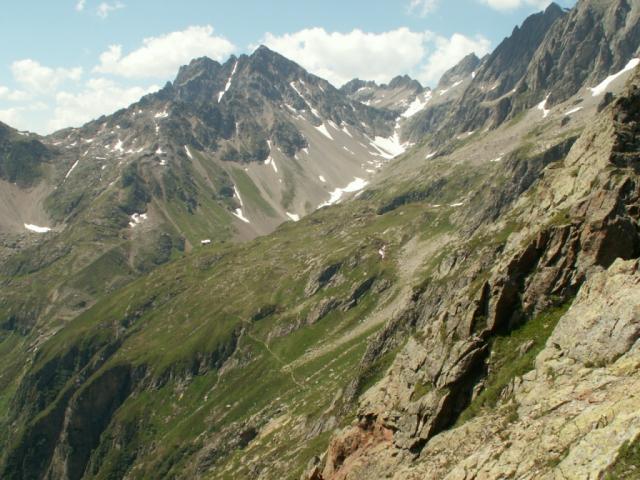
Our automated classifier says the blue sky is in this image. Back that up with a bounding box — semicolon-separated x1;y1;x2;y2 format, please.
0;0;576;134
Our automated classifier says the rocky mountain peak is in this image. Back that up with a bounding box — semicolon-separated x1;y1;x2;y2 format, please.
437;53;480;89
245;44;309;82
173;56;223;87
388;75;423;92
3;1;640;478
520;0;640;106
339;78;377;95
473;2;566;94
544;1;563;16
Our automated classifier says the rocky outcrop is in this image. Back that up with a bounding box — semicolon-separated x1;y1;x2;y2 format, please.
405;3;566;142
391;258;640;479
521;0;640;106
309;62;640;480
436;53;480;90
544;259;640;365
406;0;640;145
0;121;52;187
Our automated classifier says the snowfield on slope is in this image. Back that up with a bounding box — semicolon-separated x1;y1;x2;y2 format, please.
590;58;640;96
24;223;51;233
318;177;368;208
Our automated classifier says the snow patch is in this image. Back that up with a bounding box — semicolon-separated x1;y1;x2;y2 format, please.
290;81;322;118
286;212;300;222
401;92;432;118
264;156;278;173
490;155;503;163
426;152;437;159
318;175;326;183
218;61;239;102
113;139;124;153
343;146;355;155
371;131;405;160
64;159;80;179
233;209;250;224
456;131;475;140
154;111;169;119
233;185;244;207
184;145;193;159
537;94;551;118
590;58;640;96
450;202;464;207
128;213;148;228
438;83;460;96
24;223;51;233
309;105;322;118
232;186;251;223
290;81;304;98
564;106;583;116
318;177;368;208
315;124;333;140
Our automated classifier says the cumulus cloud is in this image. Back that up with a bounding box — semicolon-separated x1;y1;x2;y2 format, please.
0;103;48;131
260;28;491;87
48;78;159;132
11;59;82;94
0;86;30;102
479;0;552;11
262;28;429;86
0;107;23;126
407;0;440;17
97;1;124;18
76;0;86;12
419;33;491;84
94;25;236;78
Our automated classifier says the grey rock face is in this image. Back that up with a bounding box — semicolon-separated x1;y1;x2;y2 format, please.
543;258;640;365
522;0;640;106
436;53;480;90
312;62;640;480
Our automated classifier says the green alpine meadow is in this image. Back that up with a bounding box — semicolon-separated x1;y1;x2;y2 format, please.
1;1;640;478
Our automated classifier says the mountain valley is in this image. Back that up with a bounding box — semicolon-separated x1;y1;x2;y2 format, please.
1;1;640;479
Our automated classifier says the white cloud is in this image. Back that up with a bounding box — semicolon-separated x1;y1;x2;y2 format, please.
419;33;492;85
94;25;236;78
0;107;26;127
261;28;429;86
260;28;491;87
76;0;86;12
479;0;552;11
97;1;124;18
408;0;440;17
48;78;159;132
0;86;30;102
0;103;48;131
11;59;82;94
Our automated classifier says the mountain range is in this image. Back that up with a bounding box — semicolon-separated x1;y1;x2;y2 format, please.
1;0;640;479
